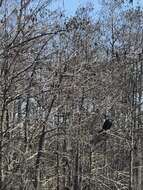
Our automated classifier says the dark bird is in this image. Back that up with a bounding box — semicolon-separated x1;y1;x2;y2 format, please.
99;119;112;133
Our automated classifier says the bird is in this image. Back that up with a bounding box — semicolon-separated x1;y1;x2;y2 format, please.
98;118;112;133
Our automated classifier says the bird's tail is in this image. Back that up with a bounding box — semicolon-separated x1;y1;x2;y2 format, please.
98;129;104;133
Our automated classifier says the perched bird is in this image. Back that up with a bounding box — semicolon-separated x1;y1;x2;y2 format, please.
99;116;112;133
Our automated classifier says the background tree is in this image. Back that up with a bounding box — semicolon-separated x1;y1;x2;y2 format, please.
0;0;143;189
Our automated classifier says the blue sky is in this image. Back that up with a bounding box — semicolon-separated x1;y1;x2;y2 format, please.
62;0;100;15
50;0;101;16
50;0;143;17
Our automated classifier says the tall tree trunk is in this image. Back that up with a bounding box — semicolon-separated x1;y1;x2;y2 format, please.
24;95;30;152
129;61;138;190
88;146;92;190
137;60;143;190
73;144;79;190
34;97;56;189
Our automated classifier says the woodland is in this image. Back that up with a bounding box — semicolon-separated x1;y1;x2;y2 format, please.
0;0;143;189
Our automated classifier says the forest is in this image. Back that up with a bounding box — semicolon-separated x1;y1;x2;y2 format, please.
0;0;143;189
